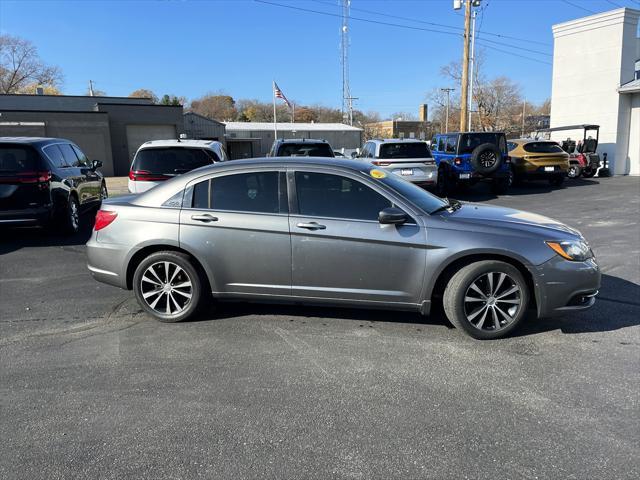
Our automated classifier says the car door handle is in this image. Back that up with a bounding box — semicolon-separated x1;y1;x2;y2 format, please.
191;214;218;223
296;222;326;230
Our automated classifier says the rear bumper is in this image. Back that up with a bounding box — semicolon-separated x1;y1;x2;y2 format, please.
519;166;568;179
382;164;438;184
0;206;52;226
453;169;511;181
86;233;132;289
533;256;601;318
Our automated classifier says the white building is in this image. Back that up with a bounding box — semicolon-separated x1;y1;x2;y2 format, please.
550;8;640;175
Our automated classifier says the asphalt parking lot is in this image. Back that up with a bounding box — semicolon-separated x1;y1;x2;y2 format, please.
1;176;639;479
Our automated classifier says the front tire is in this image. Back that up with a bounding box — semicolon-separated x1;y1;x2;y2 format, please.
443;260;530;340
567;164;580;178
133;251;203;322
581;167;597;178
436;168;450;197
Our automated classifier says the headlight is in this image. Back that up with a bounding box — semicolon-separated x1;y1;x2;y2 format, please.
546;240;593;262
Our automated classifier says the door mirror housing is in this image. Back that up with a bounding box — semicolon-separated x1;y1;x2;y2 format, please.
92;160;103;170
379;207;408;225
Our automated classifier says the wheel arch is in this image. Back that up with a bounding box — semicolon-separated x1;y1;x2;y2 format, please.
125;244;213;293
429;252;539;314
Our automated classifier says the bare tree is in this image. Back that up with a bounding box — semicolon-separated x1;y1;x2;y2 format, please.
129;88;159;103
0;34;62;94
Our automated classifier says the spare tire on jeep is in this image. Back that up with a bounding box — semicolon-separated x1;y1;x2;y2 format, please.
470;143;503;175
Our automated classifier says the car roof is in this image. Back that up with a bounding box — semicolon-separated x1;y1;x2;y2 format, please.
275;138;328;144
437;131;505;136
510;138;559;144
137;139;221;149
369;138;425;144
0;137;73;147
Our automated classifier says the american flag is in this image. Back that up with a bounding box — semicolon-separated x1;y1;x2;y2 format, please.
273;82;292;108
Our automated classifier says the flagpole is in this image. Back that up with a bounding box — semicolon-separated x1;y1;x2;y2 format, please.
272;81;278;140
292;103;295;124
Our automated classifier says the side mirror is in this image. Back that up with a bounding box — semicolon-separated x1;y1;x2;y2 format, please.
92;160;103;170
379;207;408;225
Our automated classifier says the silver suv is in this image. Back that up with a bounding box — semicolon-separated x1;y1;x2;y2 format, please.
87;157;600;340
357;138;437;187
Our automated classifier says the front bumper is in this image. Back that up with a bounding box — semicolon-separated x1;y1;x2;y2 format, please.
533;255;601;318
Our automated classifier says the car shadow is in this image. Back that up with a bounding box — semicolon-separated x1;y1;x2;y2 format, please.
0;213;95;255
442;177;603;202
192;273;639;338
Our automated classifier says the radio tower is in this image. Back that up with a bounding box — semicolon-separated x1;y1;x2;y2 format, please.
341;0;354;125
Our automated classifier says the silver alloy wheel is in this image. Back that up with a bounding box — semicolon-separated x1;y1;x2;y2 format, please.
140;261;193;317
70;199;79;230
463;272;522;331
568;165;579;178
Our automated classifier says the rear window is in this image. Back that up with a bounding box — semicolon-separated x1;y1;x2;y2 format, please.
379;142;432;159
0;145;40;173
133;148;213;175
523;142;564;154
277;143;334;157
458;133;506;155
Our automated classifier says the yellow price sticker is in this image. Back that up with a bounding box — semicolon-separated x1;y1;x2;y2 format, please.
370;169;387;179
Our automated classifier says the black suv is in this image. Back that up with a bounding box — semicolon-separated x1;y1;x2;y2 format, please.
268;138;335;157
0;137;106;233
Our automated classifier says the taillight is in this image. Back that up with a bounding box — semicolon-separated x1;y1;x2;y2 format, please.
94;210;118;231
129;169;167;181
0;170;52;184
371;161;390;166
505;156;511;164
453;157;463;165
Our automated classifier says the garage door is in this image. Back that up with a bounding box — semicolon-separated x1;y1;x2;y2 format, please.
126;124;176;162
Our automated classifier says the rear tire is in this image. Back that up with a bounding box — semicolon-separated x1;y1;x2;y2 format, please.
581;168;597;178
436;168;450;197
60;195;80;235
443;260;529;340
567;164;581;178
549;175;565;187
133;251;204;323
490;177;510;194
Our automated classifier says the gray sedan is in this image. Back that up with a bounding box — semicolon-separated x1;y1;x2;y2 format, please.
86;158;600;339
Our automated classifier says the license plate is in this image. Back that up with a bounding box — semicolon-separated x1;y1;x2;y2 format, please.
545;166;555;172
400;169;413;176
459;173;471;179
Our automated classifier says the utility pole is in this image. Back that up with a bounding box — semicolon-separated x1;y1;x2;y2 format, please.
521;99;526;137
88;80;95;97
440;88;455;133
459;0;472;131
468;9;477;132
341;0;352;125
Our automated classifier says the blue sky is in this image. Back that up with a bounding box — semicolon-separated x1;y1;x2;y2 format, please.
1;0;639;117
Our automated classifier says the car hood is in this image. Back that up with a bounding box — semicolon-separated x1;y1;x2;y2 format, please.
439;203;582;239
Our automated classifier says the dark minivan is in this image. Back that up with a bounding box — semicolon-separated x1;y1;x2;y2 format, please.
0;137;106;233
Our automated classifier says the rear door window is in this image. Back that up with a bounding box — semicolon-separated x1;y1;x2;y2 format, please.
445;135;457;153
0;145;40;173
134;148;213;175
59;144;81;167
192;171;280;214
43;145;69;168
295;172;391;221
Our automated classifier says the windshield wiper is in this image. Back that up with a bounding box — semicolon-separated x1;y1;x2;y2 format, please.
430;198;462;215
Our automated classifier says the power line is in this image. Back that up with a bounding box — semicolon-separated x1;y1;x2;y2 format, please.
255;0;553;61
311;0;552;46
561;0;597;14
476;41;553;65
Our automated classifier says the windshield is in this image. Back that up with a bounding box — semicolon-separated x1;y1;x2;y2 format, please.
379;142;432;159
377;171;448;214
277;143;334;157
0;145;40;174
523;142;564;154
132;148;213;175
458;133;506;155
